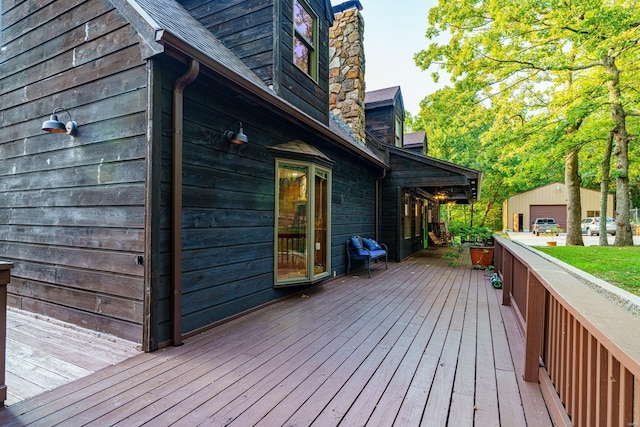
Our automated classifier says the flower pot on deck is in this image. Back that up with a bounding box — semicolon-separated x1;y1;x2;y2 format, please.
546;241;557;246
469;246;494;269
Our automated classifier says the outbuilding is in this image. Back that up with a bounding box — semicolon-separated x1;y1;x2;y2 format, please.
502;182;615;232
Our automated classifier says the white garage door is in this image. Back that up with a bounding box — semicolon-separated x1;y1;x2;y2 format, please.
530;205;567;230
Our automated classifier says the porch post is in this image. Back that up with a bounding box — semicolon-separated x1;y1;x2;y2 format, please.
0;262;14;405
524;270;546;382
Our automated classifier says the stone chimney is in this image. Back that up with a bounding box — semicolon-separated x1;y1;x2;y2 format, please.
329;2;365;145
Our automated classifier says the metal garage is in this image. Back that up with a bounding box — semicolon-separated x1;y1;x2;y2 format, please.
502;183;614;232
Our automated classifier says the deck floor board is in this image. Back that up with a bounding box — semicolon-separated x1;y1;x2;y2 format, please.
1;248;554;426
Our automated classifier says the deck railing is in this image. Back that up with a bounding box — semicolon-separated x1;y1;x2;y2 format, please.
0;262;13;406
494;236;640;427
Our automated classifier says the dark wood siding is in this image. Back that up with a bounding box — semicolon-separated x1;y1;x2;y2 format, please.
179;0;276;86
178;0;330;124
365;107;395;145
380;184;401;260
0;1;148;342
331;156;379;270
381;153;447;260
276;0;330;123
151;58;377;344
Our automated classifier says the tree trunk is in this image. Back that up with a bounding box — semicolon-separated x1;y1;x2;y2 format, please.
479;199;494;228
599;130;614;246
604;56;634;246
565;148;584;246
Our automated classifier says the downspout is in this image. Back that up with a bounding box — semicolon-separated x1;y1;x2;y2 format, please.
171;59;199;346
375;168;387;242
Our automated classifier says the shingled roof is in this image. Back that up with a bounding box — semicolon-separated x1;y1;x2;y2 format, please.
111;0;267;89
109;0;388;169
364;86;404;111
404;131;426;147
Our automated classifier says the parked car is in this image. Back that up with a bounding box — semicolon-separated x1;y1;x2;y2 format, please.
532;218;559;236
581;217;616;236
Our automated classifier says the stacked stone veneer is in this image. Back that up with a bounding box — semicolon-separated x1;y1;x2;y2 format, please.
329;7;365;145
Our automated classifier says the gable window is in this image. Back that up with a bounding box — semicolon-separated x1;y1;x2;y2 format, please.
276;160;331;286
293;0;318;79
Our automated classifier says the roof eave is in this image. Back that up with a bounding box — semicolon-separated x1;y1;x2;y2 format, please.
154;30;389;170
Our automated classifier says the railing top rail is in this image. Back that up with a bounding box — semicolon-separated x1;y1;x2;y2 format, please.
495;235;640;378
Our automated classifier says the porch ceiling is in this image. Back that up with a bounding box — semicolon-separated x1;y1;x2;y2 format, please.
388;147;482;204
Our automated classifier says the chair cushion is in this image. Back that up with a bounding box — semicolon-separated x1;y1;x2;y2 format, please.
356;248;386;258
362;238;382;251
350;235;363;250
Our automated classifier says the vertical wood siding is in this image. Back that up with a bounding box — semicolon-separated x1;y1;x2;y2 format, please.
152;58;378;344
0;0;148;342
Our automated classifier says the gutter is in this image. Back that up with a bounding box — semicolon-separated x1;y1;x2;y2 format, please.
171;59;200;347
155;30;389;171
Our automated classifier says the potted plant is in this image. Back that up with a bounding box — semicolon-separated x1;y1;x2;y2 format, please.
464;226;495;269
547;226;563;246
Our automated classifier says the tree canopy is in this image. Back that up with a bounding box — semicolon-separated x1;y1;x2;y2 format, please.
411;0;640;244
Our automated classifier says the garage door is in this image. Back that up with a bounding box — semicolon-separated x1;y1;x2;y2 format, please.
530;205;567;230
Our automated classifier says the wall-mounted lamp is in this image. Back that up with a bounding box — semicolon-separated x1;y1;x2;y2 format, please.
41;107;77;136
225;121;248;145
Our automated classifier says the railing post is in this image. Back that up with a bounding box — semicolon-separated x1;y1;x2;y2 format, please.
502;250;513;306
0;262;13;406
524;270;546;382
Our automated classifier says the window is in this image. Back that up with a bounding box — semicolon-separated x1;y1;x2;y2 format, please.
293;0;318;79
404;194;411;239
395;116;403;147
276;160;331;285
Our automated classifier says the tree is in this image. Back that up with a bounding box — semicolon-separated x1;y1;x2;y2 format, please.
410;87;508;229
416;0;640;245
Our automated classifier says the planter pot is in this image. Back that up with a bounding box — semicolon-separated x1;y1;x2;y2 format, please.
546;241;557;246
469;246;494;269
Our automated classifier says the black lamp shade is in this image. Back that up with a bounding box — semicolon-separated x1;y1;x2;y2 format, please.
41;114;67;133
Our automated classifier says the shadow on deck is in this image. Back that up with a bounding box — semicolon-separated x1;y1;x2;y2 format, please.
0;247;553;426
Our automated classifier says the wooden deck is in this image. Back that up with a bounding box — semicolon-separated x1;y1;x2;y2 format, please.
5;309;142;406
0;248;553;426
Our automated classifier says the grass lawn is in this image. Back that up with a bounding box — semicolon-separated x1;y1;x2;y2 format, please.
534;245;640;297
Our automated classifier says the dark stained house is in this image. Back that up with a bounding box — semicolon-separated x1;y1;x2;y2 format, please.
361;88;481;260
0;0;480;351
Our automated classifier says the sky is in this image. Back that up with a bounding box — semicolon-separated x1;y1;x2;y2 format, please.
331;0;446;115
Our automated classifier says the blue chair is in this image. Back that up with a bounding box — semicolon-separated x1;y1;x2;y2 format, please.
346;236;388;278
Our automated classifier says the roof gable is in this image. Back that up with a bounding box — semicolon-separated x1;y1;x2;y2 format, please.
364;86;404;112
112;0;267;89
404;131;426;146
110;0;388;169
